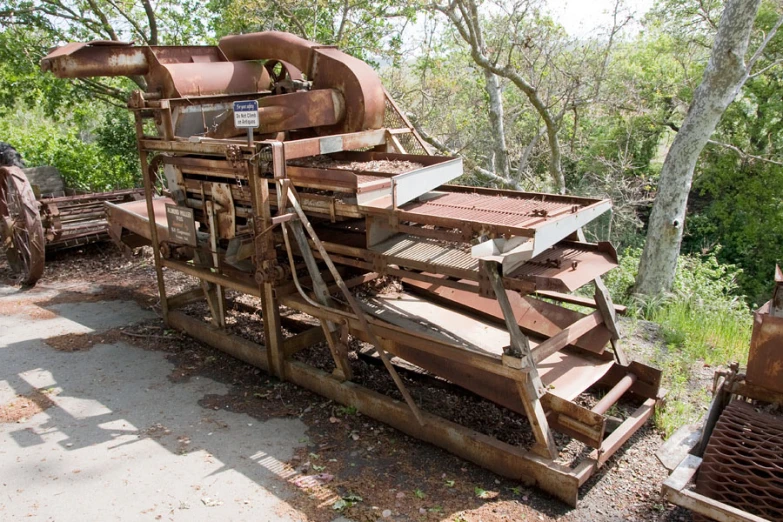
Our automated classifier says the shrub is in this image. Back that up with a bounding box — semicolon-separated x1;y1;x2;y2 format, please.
0;104;139;191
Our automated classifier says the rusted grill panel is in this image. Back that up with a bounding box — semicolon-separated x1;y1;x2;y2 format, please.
371;235;479;272
401;192;581;229
696;400;783;520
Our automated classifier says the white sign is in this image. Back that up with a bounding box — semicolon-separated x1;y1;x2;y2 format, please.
233;100;259;128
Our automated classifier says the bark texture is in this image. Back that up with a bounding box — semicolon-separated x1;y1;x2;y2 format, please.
483;70;511;178
634;0;762;297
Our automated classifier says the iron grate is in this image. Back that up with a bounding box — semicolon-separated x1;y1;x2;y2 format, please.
696;400;783;520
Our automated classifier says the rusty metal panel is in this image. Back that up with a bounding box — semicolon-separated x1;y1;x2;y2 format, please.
746;301;783;394
508;241;618;292
218;31;385;134
697;400;783;520
402;276;612;354
106;198;173;243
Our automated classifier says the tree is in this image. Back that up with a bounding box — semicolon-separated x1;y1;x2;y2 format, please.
0;0;211;101
430;0;629;193
634;0;783;297
208;0;417;65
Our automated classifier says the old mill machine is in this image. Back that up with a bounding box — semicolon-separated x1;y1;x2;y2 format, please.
40;31;663;505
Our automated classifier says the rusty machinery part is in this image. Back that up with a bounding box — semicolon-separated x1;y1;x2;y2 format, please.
746;272;783;395
40;41;271;99
254;263;290;285
38;32;665;506
40;32;384;136
38;189;145;251
217;32;385;134
0;166;45;285
264;59;304;94
696;400;783;520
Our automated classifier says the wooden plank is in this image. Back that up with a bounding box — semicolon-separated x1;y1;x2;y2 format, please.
656;423;703;472
532;311;604;363
663;454;701;491
542;393;606;448
666;489;771;522
484;261;533;359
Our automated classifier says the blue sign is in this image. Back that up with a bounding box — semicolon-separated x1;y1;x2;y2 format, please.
233;100;259;128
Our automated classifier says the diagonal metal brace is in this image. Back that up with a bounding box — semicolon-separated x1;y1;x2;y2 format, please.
283;183;426;426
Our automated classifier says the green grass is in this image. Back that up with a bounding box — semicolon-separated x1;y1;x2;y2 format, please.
652;298;752;366
603;247;754;436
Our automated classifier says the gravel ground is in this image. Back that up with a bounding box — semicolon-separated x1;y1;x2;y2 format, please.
1;244;698;521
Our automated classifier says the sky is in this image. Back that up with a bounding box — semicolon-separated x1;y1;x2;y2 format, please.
545;0;656;36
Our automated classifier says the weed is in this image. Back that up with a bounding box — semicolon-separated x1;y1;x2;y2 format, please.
336;405;358;416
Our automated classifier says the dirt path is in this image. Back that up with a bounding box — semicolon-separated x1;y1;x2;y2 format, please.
0;246;694;521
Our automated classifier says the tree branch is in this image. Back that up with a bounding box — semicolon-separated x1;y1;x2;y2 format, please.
105;0;151;44
747;11;783;73
141;0;158;45
408;113;522;190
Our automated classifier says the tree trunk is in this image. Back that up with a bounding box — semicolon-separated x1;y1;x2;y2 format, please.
634;0;761;297
483;70;511;178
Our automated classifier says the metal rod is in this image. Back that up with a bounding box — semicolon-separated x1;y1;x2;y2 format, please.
592;373;637;415
284;183;426;426
134;112;169;319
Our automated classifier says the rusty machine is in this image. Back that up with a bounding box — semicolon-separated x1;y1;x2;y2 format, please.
40;32;663;505
660;267;783;521
0;163;143;285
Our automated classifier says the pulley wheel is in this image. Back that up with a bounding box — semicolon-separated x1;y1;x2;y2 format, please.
0;166;44;285
696;400;783;520
264;59;304;94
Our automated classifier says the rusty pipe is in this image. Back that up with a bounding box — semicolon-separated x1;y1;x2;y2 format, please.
592;373;637;415
40;42;149;78
208;89;346;139
218;31;384;133
218;32;319;75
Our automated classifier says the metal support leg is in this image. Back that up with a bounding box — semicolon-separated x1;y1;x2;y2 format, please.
576;228;627;366
133;112;168;320
262;281;285;379
484;260;558;459
287;218;353;381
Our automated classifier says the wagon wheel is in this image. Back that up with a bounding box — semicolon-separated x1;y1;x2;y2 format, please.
0;166;44;285
264;60;304;94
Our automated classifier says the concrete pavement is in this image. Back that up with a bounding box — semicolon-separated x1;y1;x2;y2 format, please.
0;281;334;521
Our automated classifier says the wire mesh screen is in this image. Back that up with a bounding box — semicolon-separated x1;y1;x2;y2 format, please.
383;96;429;156
696;400;783;520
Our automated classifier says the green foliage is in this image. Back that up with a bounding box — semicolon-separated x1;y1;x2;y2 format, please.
607;247;751;365
606;248;751;436
208;0;417;66
0;104;139;191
